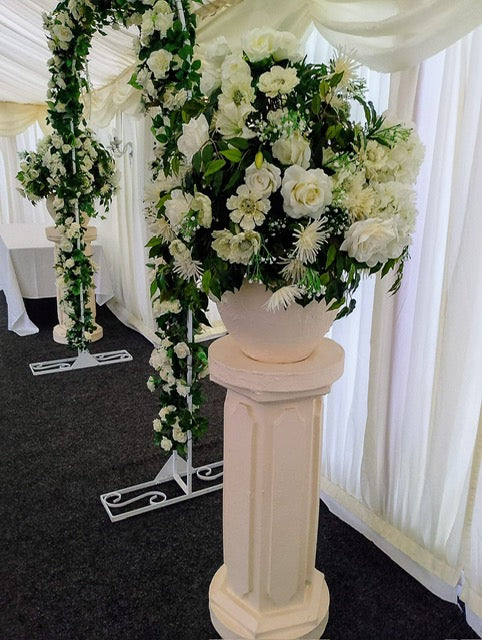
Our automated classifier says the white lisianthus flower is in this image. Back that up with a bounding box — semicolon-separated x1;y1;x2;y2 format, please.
229;230;261;265
258;66;299;98
265;285;303;311
147;49;172;79
212;229;234;261
215;101;256;139
292;218;329;263
160;436;173;452
272;132;311;168
177;114;210;163
191;192;212;228
340;217;403;267
244;161;281;197
227;185;270;230
153;418;162;432
172;424;188;443
281;165;333;219
174;342;190;359
164;189;193;230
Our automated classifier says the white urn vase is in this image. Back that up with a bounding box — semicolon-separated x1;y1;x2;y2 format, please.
216;280;337;364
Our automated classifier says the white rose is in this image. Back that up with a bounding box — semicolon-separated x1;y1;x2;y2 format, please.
242;27;277;62
160;436;173;451
272;132;311;168
204;36;231;64
244;162;281;197
272;31;302;62
221;55;252;85
176;380;190;397
153;418;162;432
281;165;333;218
191;193;212;227
154;11;174;35
172;424;188;443
174;342;190;359
147;49;172;79
340;217;404;267
177;114;210;163
51;23;73;47
164;189;193;230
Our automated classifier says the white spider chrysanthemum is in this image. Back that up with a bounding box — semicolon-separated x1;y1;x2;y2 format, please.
279;257;307;283
331;47;360;88
265;285;302;311
172;254;203;281
293;218;329;263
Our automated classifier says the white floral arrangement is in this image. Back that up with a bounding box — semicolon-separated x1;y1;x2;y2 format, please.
145;24;424;452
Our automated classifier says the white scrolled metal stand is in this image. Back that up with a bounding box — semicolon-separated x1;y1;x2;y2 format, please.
29;59;132;376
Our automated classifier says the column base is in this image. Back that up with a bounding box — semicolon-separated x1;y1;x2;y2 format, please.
209;565;329;640
52;323;103;344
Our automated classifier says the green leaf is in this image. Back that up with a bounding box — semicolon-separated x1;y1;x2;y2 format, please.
201;269;211;293
204;158;226;177
311;93;321;115
150;279;158;298
228;137;249;150
145;236;163;248
220;148;243;163
326;244;337;268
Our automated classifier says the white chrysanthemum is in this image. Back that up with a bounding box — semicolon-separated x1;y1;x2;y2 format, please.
258;65;299;97
293;218;329;263
331;47;360;88
172;248;203;281
265;285;303;311
279;258;307;283
227;185;270;230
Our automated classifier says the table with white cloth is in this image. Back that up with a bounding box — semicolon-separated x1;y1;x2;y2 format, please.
0;223;114;336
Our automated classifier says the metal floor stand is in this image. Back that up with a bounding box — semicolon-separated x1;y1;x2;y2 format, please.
29;348;133;375
100;436;223;522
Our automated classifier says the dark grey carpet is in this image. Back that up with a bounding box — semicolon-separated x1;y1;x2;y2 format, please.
0;292;478;640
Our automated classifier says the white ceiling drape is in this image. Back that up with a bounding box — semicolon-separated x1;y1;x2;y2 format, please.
1;0;481;133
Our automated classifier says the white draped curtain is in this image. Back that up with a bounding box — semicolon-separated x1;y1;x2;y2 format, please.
0;1;481;635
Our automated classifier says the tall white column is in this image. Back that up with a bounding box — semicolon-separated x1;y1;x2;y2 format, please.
208;335;344;640
45;225;103;344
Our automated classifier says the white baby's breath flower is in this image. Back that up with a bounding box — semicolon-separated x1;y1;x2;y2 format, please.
265;285;303;311
293;218;329;263
227;185;270;230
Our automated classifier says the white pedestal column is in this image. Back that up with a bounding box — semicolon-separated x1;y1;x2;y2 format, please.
46;226;103;344
208;335;344;640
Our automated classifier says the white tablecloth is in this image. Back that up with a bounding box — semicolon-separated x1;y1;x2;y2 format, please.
0;223;114;336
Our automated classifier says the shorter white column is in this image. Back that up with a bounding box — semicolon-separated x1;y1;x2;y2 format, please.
46;226;103;344
208;335;344;640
